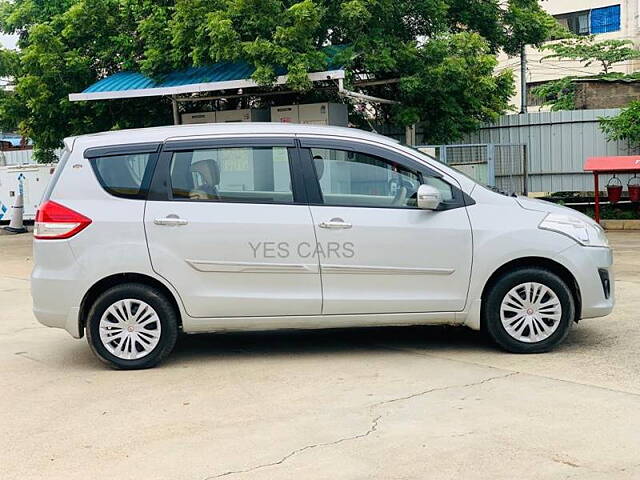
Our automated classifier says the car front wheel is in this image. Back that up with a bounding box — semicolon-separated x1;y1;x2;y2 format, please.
86;283;178;369
483;267;575;353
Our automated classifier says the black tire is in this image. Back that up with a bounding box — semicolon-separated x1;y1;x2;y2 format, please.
86;283;179;369
483;267;575;353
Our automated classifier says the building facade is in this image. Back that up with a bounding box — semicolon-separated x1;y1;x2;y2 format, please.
500;1;640;111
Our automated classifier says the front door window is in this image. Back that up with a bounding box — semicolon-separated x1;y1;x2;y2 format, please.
310;148;422;208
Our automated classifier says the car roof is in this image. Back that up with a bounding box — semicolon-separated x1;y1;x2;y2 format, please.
67;123;399;151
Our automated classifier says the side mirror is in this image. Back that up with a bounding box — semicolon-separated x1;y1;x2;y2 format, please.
417;184;442;210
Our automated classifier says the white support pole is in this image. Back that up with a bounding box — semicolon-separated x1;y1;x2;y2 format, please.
337;78;400;105
171;95;180;125
405;124;416;146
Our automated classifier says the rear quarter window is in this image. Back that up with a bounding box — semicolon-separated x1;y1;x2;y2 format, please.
90;153;156;199
41;148;70;203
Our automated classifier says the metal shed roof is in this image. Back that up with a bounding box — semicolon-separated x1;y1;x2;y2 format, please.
69;47;347;102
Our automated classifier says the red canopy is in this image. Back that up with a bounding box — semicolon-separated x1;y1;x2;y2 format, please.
584;156;640;172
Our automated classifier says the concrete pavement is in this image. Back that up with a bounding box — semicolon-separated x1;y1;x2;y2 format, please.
1;231;639;479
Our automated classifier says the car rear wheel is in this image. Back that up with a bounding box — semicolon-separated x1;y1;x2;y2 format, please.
483;267;575;353
86;283;178;369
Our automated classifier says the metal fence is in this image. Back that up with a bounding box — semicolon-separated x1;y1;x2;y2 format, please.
377;109;637;193
417;143;529;195
0;149;34;166
456;108;634;193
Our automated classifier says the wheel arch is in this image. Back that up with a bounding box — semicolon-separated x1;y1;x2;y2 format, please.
79;272;183;337
480;256;582;330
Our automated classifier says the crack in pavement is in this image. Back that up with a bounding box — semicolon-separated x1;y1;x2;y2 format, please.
370;372;518;408
0;326;46;336
205;415;382;479
374;344;640;398
202;372;517;479
13;351;47;365
0;275;30;282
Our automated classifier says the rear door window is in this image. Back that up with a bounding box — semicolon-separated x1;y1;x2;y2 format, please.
169;146;294;204
90;153;155;199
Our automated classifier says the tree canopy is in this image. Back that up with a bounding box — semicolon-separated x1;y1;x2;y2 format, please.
541;36;640;75
0;0;556;160
600;101;640;151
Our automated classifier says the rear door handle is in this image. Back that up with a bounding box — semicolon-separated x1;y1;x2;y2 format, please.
319;218;352;229
154;216;188;226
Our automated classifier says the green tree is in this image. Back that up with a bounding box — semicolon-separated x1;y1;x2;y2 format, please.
0;0;555;160
0;0;173;161
600;101;640;150
541;36;640;75
530;77;576;111
532;37;640;111
500;0;562;55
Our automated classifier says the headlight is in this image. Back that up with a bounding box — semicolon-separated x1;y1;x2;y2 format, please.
539;213;609;247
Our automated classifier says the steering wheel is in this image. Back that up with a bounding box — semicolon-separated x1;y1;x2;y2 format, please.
189;189;219;200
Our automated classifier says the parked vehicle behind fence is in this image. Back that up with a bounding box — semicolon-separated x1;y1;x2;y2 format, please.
31;124;614;369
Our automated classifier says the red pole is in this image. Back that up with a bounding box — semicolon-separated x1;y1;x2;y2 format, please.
594;172;600;224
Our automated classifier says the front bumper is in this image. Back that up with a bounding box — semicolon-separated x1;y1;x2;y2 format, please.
555;244;614;319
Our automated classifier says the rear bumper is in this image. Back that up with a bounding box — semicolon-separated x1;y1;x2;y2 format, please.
33;303;82;338
555;244;614;319
31;240;84;338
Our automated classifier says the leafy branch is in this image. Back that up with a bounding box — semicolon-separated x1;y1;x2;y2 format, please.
530;77;577;111
600;101;640;151
541;36;640;74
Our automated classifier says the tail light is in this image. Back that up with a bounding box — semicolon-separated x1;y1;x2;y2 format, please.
34;201;92;240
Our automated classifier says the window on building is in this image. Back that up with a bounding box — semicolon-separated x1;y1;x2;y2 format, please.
555;10;590;35
590;5;621;34
554;5;621;35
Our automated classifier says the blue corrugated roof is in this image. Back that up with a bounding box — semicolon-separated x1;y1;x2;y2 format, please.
84;61;257;93
83;46;347;94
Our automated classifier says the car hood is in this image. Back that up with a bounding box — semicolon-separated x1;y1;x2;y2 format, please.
515;196;597;225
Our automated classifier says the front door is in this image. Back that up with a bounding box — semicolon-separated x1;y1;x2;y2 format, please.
145;139;321;318
300;140;473;315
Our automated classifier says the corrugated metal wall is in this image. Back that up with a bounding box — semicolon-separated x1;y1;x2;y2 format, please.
0;111;629;193
457;109;634;193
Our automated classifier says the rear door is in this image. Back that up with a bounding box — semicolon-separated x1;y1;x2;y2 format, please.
144;137;322;318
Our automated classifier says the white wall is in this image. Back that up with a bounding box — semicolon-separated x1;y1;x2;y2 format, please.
0;149;63;166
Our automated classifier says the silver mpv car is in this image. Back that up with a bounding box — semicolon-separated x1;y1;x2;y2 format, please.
32;123;614;369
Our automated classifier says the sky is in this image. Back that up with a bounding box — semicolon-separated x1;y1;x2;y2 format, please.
0;34;18;50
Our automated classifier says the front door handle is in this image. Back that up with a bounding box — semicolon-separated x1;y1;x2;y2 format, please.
154;215;188;226
319;218;352;229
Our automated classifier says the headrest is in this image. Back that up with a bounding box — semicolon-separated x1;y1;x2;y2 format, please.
313;155;324;179
191;158;220;186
